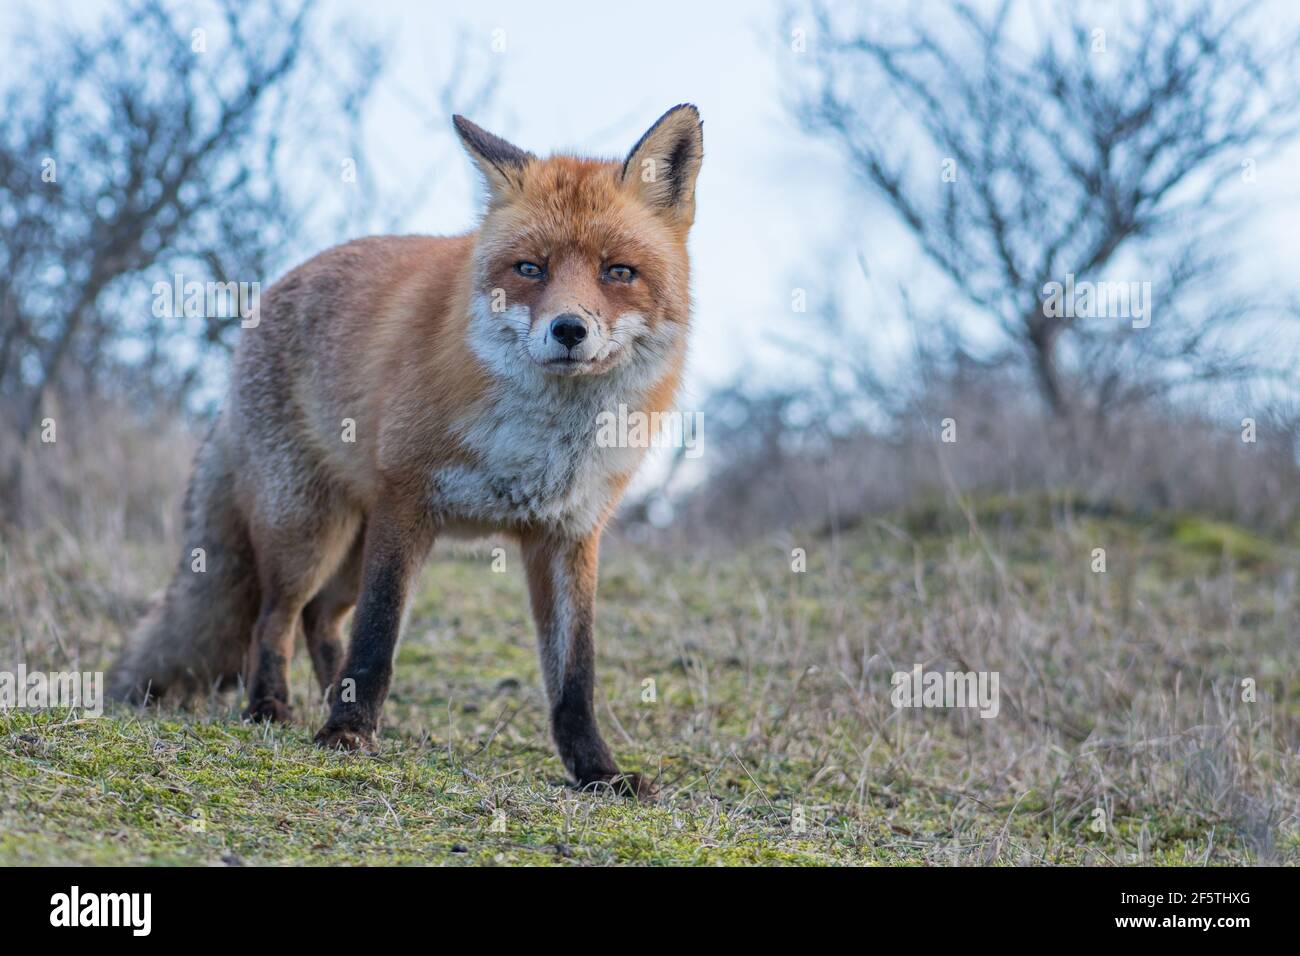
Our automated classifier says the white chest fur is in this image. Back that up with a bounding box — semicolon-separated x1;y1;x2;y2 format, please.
429;376;646;536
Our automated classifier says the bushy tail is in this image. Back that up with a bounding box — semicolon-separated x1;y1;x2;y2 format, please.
110;424;259;703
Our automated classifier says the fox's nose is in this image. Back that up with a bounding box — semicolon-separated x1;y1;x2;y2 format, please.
549;314;588;349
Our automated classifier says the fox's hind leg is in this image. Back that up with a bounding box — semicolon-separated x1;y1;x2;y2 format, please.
244;505;360;723
313;498;437;750
302;527;365;696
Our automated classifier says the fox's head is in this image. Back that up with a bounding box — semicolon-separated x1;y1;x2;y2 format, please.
455;105;703;383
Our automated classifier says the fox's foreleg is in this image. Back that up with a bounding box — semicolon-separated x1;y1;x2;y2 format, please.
521;527;649;797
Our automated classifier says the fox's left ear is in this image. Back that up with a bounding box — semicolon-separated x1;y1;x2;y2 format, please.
621;104;703;225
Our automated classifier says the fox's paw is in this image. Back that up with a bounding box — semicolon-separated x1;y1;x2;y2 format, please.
313;724;376;752
577;771;654;801
244;697;293;723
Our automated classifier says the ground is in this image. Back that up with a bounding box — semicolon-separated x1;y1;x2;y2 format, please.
1;493;1296;865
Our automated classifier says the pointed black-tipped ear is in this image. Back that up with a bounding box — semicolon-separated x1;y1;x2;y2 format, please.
621;104;703;224
453;115;534;200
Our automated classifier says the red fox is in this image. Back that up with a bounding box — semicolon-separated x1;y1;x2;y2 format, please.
111;106;704;796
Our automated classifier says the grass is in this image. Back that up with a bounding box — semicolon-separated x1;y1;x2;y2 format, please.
1;494;1298;865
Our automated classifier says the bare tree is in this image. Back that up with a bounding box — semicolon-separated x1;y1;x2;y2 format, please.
789;0;1300;420
0;0;493;523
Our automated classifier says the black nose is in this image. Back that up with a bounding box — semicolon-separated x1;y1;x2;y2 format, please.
550;314;588;349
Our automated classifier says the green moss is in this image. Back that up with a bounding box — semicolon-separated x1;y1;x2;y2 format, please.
1170;515;1276;565
2;497;1296;865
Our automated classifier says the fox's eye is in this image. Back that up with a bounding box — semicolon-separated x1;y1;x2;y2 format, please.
605;265;635;283
515;261;544;278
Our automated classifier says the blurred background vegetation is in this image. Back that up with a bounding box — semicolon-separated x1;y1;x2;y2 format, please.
1;0;1298;545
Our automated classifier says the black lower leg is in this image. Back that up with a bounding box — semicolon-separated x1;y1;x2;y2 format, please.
314;516;427;748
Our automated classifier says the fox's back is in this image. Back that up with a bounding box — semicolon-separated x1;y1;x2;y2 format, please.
228;234;478;503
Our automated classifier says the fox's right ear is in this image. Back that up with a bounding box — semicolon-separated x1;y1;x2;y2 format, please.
453;115;533;201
